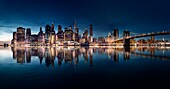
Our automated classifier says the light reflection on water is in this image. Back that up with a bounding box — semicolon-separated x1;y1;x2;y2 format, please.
0;46;170;89
9;46;170;66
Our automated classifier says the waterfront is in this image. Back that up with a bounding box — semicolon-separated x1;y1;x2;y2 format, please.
0;46;170;89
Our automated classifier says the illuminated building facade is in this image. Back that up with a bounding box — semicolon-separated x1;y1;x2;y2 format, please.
45;25;52;44
38;27;45;44
64;27;74;41
11;27;25;46
93;38;97;43
11;22;112;46
105;33;114;43
89;24;93;42
17;27;25;44
83;29;88;40
12;22;85;46
57;25;64;42
98;37;105;43
26;28;31;44
51;22;56;44
74;20;79;42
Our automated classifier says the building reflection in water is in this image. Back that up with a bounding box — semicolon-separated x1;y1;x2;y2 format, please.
11;47;170;68
26;48;31;63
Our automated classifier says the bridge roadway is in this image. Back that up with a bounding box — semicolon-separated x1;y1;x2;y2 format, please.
114;31;170;42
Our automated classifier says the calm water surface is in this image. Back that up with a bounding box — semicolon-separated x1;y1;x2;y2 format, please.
0;46;170;89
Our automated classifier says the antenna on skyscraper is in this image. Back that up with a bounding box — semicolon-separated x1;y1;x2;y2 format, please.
74;19;77;29
75;19;76;24
74;19;77;26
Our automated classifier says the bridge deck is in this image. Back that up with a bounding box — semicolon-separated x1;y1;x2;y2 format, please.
113;31;170;42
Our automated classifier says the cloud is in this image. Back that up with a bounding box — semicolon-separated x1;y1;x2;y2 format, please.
0;25;16;28
0;26;15;34
0;31;12;41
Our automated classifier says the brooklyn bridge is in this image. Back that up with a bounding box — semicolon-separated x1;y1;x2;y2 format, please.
112;31;170;47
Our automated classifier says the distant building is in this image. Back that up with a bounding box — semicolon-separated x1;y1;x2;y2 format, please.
79;38;85;43
58;25;62;33
83;29;88;42
105;33;114;43
98;37;105;43
113;28;119;40
52;22;55;31
30;34;38;45
11;32;17;45
93;38;97;43
105;36;114;43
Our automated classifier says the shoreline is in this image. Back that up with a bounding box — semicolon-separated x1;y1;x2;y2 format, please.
2;45;170;48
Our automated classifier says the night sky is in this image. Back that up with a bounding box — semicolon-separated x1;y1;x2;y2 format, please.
0;0;170;41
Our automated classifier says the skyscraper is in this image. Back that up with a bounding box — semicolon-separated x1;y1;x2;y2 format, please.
51;23;56;44
45;25;52;43
69;26;72;31
74;20;79;42
12;32;17;45
26;28;31;36
11;27;25;46
26;28;31;44
83;29;88;39
57;25;64;42
114;28;119;40
74;20;77;31
64;27;73;41
38;27;44;44
75;28;79;42
58;25;62;33
16;27;25;44
74;20;79;34
52;22;54;31
89;24;93;42
90;24;93;36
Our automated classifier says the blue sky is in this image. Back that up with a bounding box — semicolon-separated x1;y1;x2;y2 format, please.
0;0;170;41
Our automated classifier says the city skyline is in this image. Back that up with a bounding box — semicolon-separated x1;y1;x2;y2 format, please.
1;20;170;43
1;0;170;89
10;21;170;47
0;0;170;41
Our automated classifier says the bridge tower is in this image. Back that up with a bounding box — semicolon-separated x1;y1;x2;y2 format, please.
151;36;155;42
123;31;131;51
151;36;155;40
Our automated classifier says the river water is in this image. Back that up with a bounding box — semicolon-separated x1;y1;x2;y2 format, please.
0;46;170;89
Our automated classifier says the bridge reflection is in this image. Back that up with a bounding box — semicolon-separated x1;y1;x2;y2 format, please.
11;47;170;68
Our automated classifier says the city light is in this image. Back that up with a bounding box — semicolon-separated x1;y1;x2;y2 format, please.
9;22;170;47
